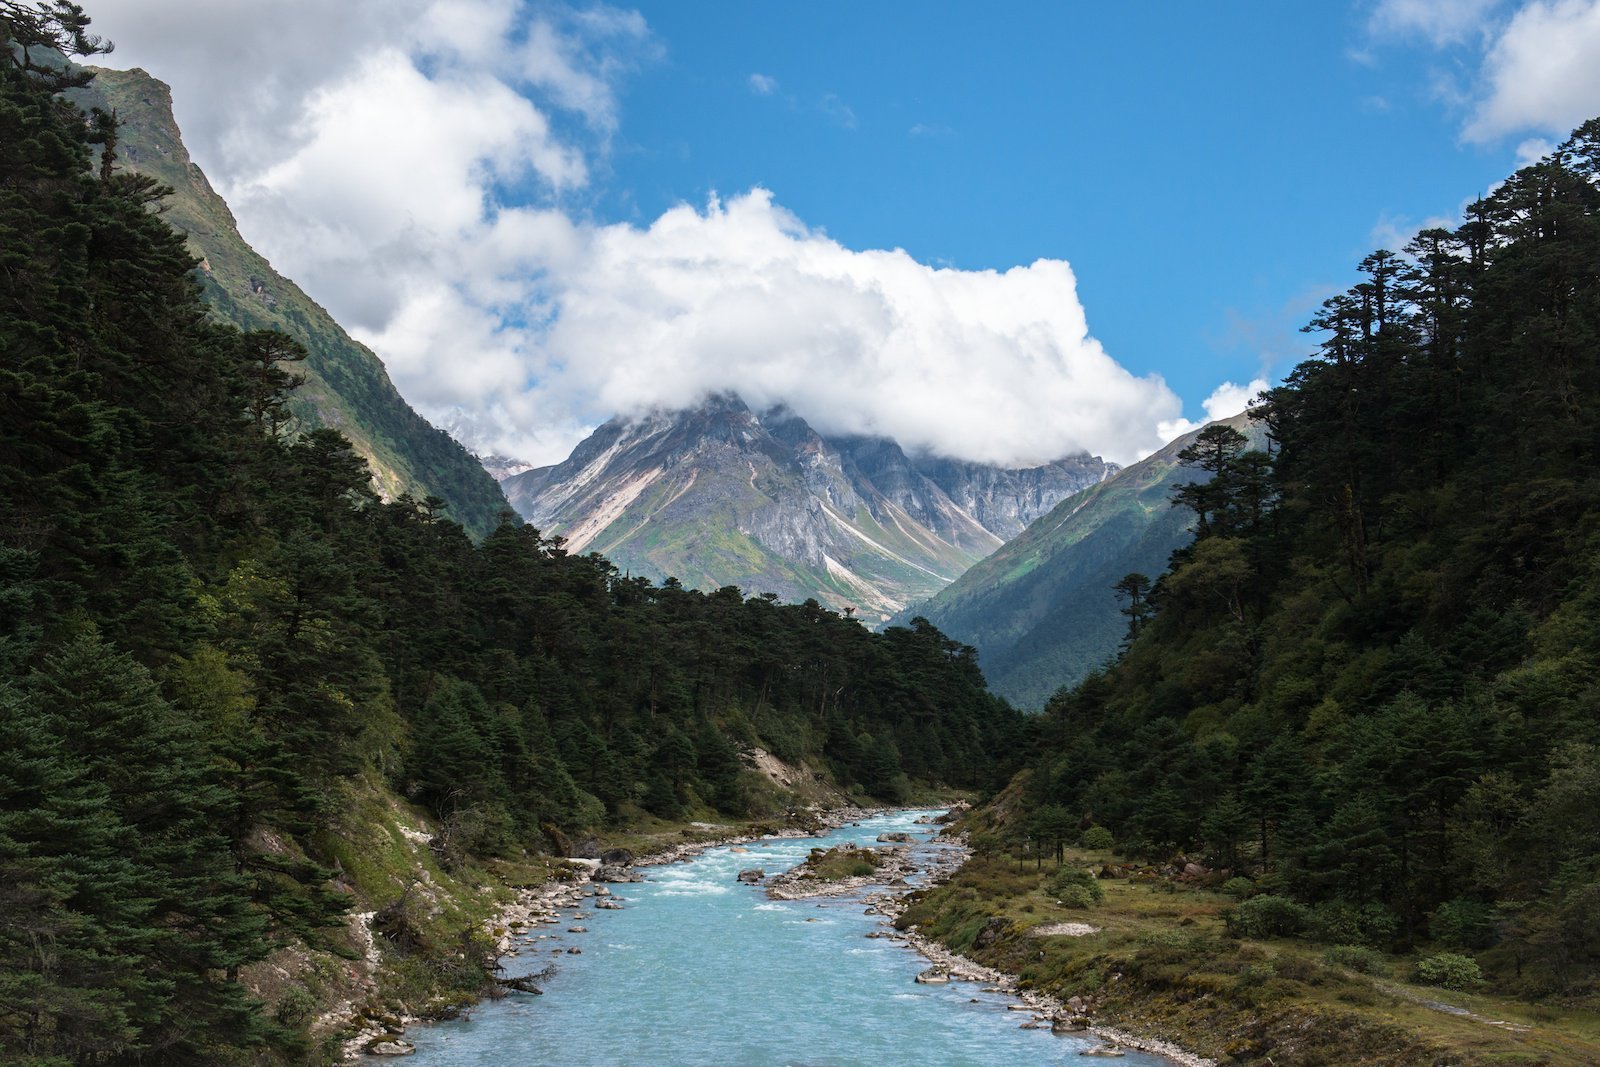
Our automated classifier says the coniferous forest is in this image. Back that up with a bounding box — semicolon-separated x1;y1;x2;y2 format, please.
0;9;1021;1063
1009;119;1600;993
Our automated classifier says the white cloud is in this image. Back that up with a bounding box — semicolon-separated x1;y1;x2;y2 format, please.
1466;0;1600;140
749;72;778;95
1515;136;1558;165
84;1;1191;471
1369;0;1505;45
364;190;1185;468
1366;0;1600;143
1157;379;1269;443
820;92;857;129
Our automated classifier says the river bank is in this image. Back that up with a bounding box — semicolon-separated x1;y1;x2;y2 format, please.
752;824;1215;1066
339;804;896;1059
891;841;1600;1066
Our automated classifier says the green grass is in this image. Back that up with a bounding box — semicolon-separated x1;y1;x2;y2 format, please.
898;846;1600;1066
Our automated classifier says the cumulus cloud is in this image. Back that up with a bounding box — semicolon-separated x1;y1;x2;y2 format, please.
353;189;1186;467
1156;379;1269;443
1366;0;1600;143
85;1;1189;470
1465;0;1600;140
748;72;778;95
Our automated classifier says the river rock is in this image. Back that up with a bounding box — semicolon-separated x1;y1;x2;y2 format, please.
915;967;950;984
366;1038;416;1056
599;847;635;866
593;864;643;883
876;832;914;843
1079;1046;1125;1057
737;868;765;884
568;926;587;933
1052;1015;1091;1032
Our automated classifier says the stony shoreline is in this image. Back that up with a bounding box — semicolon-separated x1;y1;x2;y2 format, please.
859;834;1218;1067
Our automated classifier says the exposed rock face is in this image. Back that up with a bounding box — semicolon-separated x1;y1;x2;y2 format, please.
502;394;1114;622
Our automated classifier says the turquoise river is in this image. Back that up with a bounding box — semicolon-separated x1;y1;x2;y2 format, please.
386;809;1175;1066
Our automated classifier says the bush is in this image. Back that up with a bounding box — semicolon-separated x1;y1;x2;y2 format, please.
1324;944;1389;976
1306;901;1398;946
1226;894;1309;939
1221;876;1256;900
1057;883;1097;909
1415;952;1483;990
1048;866;1105;906
1081;825;1115;850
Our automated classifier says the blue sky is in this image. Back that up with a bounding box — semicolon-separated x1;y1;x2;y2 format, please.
91;0;1600;466
598;2;1539;405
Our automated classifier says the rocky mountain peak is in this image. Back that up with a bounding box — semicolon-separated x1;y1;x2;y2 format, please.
500;393;1115;620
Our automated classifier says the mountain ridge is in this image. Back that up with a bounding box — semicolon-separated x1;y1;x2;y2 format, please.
71;66;511;537
503;394;1115;619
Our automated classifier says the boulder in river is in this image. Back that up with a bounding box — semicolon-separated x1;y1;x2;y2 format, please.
600;847;635;866
737;868;765;884
593;864;643;883
365;1038;416;1056
876;832;914;843
915;966;950;984
1079;1045;1125;1057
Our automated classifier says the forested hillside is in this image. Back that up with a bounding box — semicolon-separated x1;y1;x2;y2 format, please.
0;12;1021;1064
902;412;1263;709
1002;118;1600;999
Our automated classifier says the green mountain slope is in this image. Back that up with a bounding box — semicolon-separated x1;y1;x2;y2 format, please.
72;66;510;538
902;412;1262;709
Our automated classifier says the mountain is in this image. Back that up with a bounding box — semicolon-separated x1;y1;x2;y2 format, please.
502;394;1114;621
900;412;1263;709
70;67;511;538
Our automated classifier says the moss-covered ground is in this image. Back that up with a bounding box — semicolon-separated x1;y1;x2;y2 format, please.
896;845;1600;1066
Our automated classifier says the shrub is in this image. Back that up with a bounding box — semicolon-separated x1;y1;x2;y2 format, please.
1221;876;1256;900
1324;944;1389;976
1226;894;1309;939
1271;954;1328;985
1048;866;1105;905
1415;952;1484;990
1306;901;1398;946
1081;825;1115;850
1057;883;1097;909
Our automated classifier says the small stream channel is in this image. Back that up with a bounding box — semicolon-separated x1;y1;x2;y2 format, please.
384;809;1175;1066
